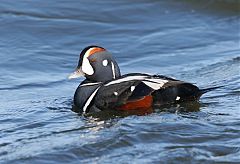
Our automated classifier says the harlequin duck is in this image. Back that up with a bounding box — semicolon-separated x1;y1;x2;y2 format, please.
69;45;219;113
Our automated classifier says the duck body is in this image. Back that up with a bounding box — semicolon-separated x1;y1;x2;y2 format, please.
72;73;202;113
69;45;216;114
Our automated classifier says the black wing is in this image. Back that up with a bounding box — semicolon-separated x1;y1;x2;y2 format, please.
93;79;155;110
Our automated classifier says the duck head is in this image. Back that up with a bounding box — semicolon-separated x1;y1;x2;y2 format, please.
69;45;121;82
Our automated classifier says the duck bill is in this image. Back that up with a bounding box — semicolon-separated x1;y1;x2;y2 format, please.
68;67;85;79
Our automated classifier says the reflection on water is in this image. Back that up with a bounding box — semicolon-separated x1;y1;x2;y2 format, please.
0;0;240;163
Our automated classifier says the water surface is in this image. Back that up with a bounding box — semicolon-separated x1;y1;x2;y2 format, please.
0;0;240;163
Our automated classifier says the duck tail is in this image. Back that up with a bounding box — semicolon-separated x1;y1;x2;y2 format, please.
199;86;223;95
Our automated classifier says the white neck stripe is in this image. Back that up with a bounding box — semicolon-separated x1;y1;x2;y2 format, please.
83;87;100;113
111;62;116;79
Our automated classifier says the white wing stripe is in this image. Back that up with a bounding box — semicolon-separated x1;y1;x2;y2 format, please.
83;87;100;113
143;81;161;90
145;78;168;84
143;79;168;90
104;75;148;86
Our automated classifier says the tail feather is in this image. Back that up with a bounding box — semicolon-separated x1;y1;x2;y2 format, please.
199;86;223;95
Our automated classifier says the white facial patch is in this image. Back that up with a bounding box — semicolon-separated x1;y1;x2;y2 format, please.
102;60;108;66
82;48;95;75
113;92;118;96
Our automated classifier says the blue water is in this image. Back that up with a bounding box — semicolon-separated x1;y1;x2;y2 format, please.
0;0;240;163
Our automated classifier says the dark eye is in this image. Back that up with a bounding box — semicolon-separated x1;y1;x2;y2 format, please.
89;58;97;62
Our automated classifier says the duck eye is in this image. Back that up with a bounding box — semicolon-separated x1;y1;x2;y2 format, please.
89;58;97;63
102;60;108;66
